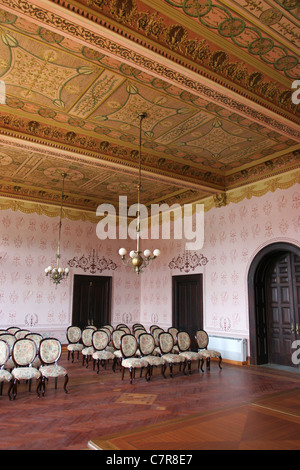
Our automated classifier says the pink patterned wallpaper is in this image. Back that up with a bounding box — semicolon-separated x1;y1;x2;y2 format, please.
0;183;299;343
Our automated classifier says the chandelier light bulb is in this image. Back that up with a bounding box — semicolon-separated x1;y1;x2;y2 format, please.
143;249;151;258
119;248;127;257
153;249;161;257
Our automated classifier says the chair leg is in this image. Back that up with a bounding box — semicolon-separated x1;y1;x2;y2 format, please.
121;366;125;380
64;374;69;394
0;382;2;396
219;356;223;369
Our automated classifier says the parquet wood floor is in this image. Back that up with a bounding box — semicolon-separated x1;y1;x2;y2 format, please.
0;350;299;451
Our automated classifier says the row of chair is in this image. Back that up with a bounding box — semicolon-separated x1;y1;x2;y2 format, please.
66;324;222;384
0;327;68;400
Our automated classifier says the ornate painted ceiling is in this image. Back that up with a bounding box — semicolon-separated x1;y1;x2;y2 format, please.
0;0;299;216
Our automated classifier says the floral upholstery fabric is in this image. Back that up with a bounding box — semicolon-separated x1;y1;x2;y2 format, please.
179;351;200;361
0;340;10;366
12;367;40;380
159;333;174;354
177;332;191;352
40;339;61;364
67;327;81;344
143;356;165;366
121;335;138;357
111;330;125;349
161;353;185;363
139;334;155;355
200;350;221;358
67;343;83;352
114;349;122;358
82;346;94;356
13;339;36;366
92;331;109;351
92;350;114;361
122;357;148;369
0;369;12;382
40;365;68;378
196;330;209;349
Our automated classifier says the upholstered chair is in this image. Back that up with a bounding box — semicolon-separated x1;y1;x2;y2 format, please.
177;331;202;374
111;329;126;372
120;334;149;384
92;330;115;374
38;338;68;396
168;327;179;353
15;329;31;340
158;332;187;378
10;338;41;400
195;330;222;371
81;327;96;368
6;327;20;335
0;333;16;370
25;333;43;369
138;333;166;380
152;327;164;356
66;326;83;362
0;339;13;398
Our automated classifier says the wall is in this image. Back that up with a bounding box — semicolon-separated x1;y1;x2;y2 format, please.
0;210;140;342
0;183;299;346
139;184;300;347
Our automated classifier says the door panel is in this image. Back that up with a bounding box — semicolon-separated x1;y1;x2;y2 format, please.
72;275;111;329
266;254;299;367
172;274;203;351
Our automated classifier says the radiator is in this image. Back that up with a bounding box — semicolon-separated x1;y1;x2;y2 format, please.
207;336;248;363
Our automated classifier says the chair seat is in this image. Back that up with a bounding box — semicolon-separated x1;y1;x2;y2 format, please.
82;346;94;356
92;350;115;361
200;350;221;358
179;351;200;360
67;344;84;352
12;367;41;380
114;350;122;358
40;365;68;378
122;358;148;369
143;356;165;366
161;353;185;363
0;369;12;382
106;346;114;353
5;358;15;369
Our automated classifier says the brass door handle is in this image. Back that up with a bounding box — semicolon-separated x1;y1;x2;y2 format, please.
296;324;299;336
291;323;295;334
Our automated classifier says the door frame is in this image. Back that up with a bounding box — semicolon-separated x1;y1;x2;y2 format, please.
248;242;300;365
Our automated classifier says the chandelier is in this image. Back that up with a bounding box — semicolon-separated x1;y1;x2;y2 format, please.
45;172;70;285
118;112;160;274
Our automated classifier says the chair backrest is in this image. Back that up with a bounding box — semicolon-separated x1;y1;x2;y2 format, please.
92;330;109;351
15;329;31;340
152;327;164;346
12;338;37;367
119;326;131;334
134;328;146;339
158;332;174;354
116;324;127;330
177;331;191;352
150;325;159;334
100;327;111;340
111;329;125;350
67;326;81;344
0;339;10;368
39;338;62;365
25;333;43;348
0;329;8;335
168;327;179;344
120;334;138;358
132;323;144;331
0;333;16;353
6;327;20;334
103;325;113;333
84;325;97;331
138;333;155;356
195;330;209;349
81;327;95;347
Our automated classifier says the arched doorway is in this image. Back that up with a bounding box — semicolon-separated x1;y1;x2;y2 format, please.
248;242;300;367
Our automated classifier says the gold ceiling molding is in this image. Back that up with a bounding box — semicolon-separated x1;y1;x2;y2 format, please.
0;168;299;225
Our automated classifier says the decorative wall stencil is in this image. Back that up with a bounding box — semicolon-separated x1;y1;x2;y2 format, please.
168;251;208;273
68;249;118;273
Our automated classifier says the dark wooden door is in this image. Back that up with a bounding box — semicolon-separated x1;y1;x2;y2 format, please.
172;274;203;351
72;275;112;329
266;253;300;367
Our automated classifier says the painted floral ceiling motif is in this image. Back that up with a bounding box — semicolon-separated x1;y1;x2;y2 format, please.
0;0;298;214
